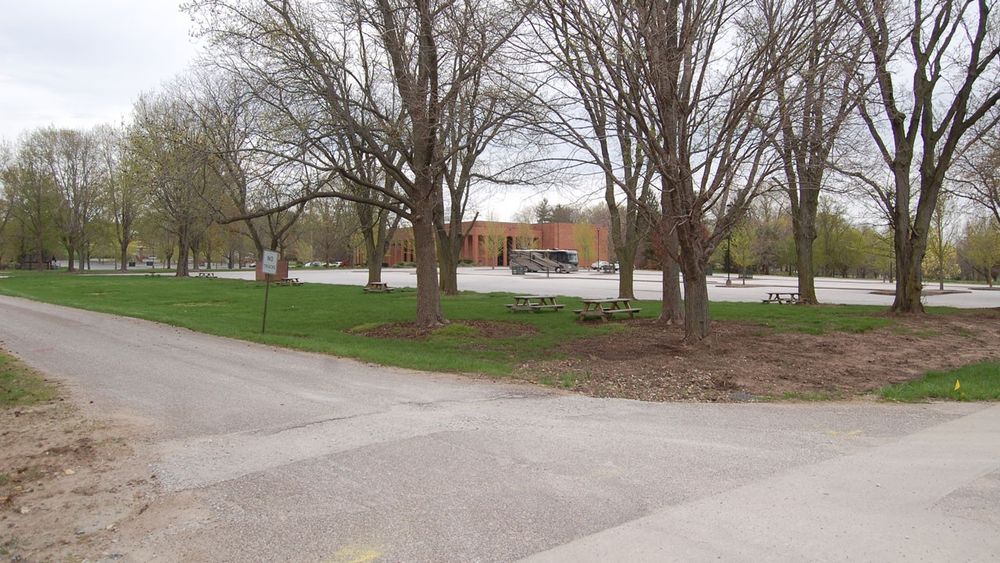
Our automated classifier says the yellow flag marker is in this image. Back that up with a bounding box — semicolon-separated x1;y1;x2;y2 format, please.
954;379;961;391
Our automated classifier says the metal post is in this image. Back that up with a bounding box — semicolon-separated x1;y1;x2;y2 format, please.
261;273;271;334
597;227;601;266
725;234;732;286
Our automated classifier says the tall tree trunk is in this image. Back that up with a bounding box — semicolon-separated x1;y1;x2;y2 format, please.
790;185;819;304
892;234;925;313
189;241;200;272
411;208;444;327
363;232;384;285
794;228;818;304
437;237;459;295
659;262;683;324
674;217;711;341
176;229;190;277
119;241;130;272
66;246;76;273
617;249;636;300
655;190;684;324
608;194;637;299
681;258;710;341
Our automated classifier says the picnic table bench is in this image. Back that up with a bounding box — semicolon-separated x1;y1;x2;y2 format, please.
277;277;302;286
197;272;217;278
574;298;641;321
762;291;799;304
364;281;394;293
506;295;564;312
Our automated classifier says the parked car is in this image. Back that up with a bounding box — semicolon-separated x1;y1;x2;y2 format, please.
590;260;620;272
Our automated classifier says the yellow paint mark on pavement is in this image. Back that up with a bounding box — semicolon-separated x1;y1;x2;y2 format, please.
327;545;383;563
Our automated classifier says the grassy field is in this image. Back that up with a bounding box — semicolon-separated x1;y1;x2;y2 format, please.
880;362;1000;402
0;271;910;376
0;350;56;407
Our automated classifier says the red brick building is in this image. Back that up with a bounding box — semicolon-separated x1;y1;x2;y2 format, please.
360;221;611;267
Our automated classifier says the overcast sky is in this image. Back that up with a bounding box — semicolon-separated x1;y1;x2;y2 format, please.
0;1;589;219
0;1;198;142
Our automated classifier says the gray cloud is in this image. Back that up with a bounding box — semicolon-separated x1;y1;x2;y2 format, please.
0;0;199;140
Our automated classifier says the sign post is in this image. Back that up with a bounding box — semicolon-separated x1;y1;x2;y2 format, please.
261;250;279;334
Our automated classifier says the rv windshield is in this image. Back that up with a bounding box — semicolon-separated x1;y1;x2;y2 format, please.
551;250;578;266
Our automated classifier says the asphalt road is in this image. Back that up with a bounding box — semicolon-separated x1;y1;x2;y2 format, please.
1;296;998;562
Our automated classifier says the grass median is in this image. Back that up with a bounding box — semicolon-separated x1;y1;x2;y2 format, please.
0;271;920;377
880;362;1000;402
0;350;56;407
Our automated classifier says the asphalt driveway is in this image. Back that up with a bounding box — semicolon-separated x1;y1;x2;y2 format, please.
1;296;997;562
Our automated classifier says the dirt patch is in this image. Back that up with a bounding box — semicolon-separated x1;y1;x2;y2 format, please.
516;311;1000;402
357;319;539;340
0;396;156;562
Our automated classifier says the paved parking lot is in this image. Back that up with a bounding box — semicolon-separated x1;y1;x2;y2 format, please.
217;267;1000;308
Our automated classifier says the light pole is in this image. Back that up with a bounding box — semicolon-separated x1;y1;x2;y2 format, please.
725;234;732;286
596;226;601;267
725;203;733;286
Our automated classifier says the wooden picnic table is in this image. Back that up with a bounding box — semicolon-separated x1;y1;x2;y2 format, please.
364;281;394;293
763;291;799;304
277;277;302;286
574;298;641;321
505;295;564;312
197;272;217;278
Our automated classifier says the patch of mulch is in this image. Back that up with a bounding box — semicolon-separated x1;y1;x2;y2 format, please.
356;320;539;340
515;310;1000;402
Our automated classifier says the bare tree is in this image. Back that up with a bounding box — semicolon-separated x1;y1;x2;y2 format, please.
3;135;59;270
619;0;801;341
0;143;13;266
958;215;1000;286
132;93;217;277
187;0;530;327
34;128;103;272
96;125;147;271
767;0;864;304
927;191;960;289
531;0;664;303
847;0;1000;312
434;71;535;294
181;72;309;262
955;128;1000;226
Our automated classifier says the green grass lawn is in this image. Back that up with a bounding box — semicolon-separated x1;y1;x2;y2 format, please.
0;350;56;406
0;271;912;376
879;362;1000;402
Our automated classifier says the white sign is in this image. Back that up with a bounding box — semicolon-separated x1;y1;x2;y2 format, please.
261;250;279;275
